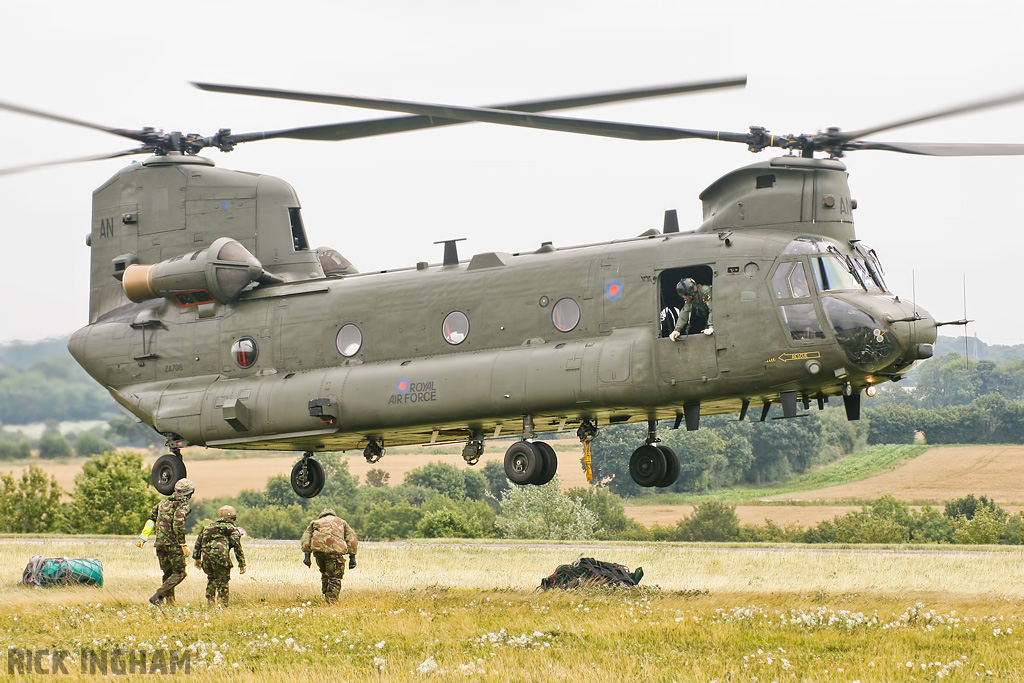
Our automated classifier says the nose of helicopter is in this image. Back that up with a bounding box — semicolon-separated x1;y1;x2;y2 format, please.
885;301;937;364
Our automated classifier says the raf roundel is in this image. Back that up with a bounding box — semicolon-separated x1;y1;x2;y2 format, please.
396;378;410;394
605;279;623;301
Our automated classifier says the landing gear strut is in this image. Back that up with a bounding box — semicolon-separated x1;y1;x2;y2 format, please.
151;447;187;495
291;451;325;498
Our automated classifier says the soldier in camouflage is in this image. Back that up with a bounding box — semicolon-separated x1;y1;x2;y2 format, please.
193;505;246;606
138;477;194;606
300;508;358;604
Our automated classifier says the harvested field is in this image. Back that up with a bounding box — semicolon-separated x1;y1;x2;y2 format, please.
765;445;1024;504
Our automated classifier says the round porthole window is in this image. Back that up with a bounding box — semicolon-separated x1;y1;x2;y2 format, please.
231;337;258;368
551;298;580;332
336;323;362;357
443;311;470;345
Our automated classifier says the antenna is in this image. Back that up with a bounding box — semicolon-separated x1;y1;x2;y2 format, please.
963;274;970;366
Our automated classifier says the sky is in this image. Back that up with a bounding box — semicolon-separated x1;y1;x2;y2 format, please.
2;0;1024;347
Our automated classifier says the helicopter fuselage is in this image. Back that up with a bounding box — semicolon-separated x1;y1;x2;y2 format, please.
67;155;935;454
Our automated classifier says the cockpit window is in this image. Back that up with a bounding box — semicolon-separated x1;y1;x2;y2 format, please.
782;235;824;255
811;255;863;292
771;261;811;299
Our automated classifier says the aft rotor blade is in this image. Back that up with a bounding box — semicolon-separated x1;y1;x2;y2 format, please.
224;76;747;143
0;99;158;144
849;140;1024;156
0;148;150;176
839;89;1024;142
195;82;750;143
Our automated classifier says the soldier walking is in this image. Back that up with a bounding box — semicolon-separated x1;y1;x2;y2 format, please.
193;505;246;606
300;508;358;604
137;478;194;606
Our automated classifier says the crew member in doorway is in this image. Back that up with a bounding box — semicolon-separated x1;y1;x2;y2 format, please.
669;278;713;339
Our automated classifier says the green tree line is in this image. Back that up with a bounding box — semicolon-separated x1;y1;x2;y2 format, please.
4;450;1022;547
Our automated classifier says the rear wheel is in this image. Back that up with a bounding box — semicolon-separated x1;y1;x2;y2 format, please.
531;441;559;485
291;457;325;498
504;441;541;485
629;445;667;488
151;454;187;495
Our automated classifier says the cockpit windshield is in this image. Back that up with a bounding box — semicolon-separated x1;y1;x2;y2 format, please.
811;254;863;292
852;243;888;292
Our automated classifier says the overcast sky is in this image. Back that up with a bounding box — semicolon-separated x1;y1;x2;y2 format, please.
2;1;1023;348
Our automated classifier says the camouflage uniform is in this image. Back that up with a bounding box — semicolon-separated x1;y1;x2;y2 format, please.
193;519;245;606
149;490;191;603
301;508;358;604
674;284;713;335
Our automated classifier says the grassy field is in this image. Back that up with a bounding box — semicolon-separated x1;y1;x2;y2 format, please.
3;539;1024;681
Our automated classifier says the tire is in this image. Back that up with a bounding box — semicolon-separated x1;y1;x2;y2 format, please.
655;445;680;488
291;458;325;498
504;441;540;486
151;454;187;495
531;441;559;485
629;444;667;488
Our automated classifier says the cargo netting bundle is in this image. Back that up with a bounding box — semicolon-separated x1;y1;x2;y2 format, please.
540;556;643;590
18;556;103;588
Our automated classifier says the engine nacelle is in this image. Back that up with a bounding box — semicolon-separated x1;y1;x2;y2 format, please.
122;237;267;306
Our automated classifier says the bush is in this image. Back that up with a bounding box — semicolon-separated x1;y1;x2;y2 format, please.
242;504;311;540
360;500;423;541
75;432;116;458
65;450;160;534
0;438;31;459
0;465;65;533
951;507;1005;544
677;501;740;542
37;432;72;459
495;479;598;540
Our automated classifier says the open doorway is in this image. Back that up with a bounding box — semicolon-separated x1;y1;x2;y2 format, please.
658;265;714;337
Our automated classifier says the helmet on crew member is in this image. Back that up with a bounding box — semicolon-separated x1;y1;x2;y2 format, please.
173;478;195;497
218;505;237;520
676;278;697;299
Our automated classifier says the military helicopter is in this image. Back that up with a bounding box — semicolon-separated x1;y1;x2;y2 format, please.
4;78;1023;498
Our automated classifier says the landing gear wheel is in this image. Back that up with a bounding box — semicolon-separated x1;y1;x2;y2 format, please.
655;445;680;488
504;441;541;486
152;454;187;495
531;441;559;485
629;444;667;488
291;457;325;498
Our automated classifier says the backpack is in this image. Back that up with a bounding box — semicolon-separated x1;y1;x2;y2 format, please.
540;557;643;590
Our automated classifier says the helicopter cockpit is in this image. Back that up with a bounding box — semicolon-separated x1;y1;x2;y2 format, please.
773;235;915;374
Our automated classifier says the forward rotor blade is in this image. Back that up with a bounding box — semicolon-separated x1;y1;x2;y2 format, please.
0;100;156;144
196;81;749;143
0;148;150;176
849;140;1024;156
840;89;1024;141
225;76;747;143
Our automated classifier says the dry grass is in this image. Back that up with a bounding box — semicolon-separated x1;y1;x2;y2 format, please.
3;539;1024;681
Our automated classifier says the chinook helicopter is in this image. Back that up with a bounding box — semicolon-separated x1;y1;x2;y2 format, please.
4;78;1023;498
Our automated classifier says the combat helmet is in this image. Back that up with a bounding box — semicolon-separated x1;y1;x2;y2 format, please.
319;508;336;518
218;505;237;520
173;478;195;497
676;277;697;299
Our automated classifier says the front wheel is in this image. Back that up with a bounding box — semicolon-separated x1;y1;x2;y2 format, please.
291;458;325;498
152;454;187;495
